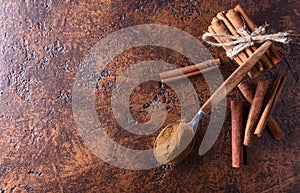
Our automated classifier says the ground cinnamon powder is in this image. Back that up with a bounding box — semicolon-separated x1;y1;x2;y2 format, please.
154;123;194;165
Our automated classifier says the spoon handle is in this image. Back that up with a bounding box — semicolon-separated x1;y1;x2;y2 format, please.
189;110;206;132
200;40;272;114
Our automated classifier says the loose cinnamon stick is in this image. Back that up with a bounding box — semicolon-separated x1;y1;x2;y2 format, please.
237;80;255;102
238;79;285;140
225;9;274;70
234;5;283;65
161;65;218;83
231;101;243;168
243;80;269;146
210;18;260;77
254;76;286;137
267;117;286;140
160;59;220;81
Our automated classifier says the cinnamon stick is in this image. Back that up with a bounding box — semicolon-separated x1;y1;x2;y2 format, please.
237;80;255;102
225;9;274;70
267;117;286;140
161;65;218;83
243;80;269;146
238;79;285;140
216;12;238;37
160;59;220;81
254;76;286;137
231;100;243;168
210;17;260;78
234;5;283;65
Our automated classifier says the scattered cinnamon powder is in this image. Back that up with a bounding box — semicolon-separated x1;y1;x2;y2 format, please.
154;123;194;165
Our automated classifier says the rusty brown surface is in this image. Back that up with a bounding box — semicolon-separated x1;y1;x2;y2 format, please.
0;0;299;192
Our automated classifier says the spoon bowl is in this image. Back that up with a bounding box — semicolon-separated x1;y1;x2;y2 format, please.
154;122;195;165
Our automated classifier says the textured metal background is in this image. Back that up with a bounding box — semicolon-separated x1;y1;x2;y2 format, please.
0;0;299;192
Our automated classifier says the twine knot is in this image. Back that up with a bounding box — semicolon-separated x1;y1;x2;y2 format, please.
202;24;291;59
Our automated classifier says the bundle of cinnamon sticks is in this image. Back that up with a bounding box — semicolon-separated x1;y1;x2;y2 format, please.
207;5;283;78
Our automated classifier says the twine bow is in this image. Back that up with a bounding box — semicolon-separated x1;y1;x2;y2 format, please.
202;24;291;59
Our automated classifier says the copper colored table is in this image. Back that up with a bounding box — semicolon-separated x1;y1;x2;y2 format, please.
0;0;299;192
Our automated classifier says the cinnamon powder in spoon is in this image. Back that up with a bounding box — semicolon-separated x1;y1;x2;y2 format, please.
154;123;194;165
